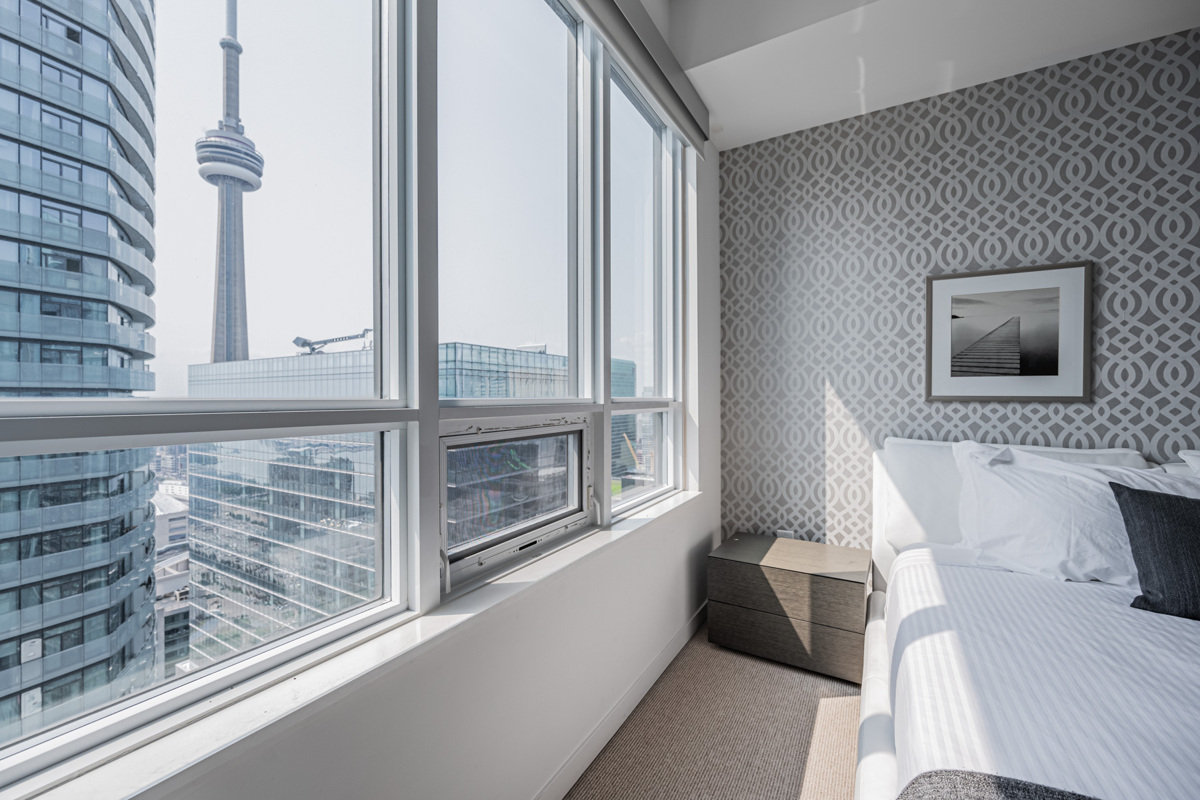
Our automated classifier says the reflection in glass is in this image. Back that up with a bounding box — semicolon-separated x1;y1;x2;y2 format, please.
612;412;665;507
0;435;381;746
445;432;581;556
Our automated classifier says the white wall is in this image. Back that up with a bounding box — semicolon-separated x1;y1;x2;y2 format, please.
666;0;878;69
135;142;722;800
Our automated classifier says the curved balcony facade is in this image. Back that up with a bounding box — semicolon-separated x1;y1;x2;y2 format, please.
0;91;155;213
0;207;154;293
4;72;155;188
0;8;155;148
0;254;155;324
0;0;156;744
0;312;155;359
0;161;155;255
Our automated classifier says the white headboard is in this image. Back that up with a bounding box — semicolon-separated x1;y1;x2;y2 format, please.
871;438;1152;591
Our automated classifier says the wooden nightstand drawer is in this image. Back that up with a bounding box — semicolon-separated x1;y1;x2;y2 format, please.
708;601;865;683
708;558;866;633
707;534;871;683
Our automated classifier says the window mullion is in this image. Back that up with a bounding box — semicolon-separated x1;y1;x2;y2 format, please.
410;0;442;615
567;15;582;400
653;125;665;398
672;137;687;491
379;0;405;405
593;35;612;528
0;407;418;458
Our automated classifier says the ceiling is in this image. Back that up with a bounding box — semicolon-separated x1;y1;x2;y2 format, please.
651;0;1200;151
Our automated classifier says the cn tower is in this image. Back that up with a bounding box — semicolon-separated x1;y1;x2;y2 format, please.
196;0;263;363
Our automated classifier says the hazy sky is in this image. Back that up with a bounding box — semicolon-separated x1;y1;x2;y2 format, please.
438;0;569;355
951;288;1061;318
153;1;374;396
151;0;653;397
439;0;656;388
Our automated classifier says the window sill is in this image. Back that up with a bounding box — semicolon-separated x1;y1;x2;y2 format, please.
4;490;705;800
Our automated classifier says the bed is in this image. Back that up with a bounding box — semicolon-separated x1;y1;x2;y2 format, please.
854;438;1200;800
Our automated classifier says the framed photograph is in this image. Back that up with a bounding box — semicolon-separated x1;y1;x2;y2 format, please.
926;262;1093;402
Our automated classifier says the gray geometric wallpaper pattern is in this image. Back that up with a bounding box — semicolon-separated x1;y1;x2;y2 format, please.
720;29;1200;548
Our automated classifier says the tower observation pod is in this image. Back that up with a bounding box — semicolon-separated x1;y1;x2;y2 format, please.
196;0;263;363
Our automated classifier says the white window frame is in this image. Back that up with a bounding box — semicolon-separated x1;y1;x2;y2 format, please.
439;416;593;593
604;64;685;519
431;3;689;594
0;0;697;786
435;0;590;410
610;407;675;515
0;0;413;785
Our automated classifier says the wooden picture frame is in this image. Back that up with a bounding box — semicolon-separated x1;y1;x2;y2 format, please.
926;262;1093;402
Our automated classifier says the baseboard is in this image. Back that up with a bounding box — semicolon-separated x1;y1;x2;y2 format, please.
533;602;708;800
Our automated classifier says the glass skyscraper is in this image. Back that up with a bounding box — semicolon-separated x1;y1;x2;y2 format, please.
0;0;157;741
186;353;378;670
439;342;569;399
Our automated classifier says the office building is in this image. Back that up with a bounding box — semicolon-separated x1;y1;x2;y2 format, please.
438;342;568;399
186;350;377;670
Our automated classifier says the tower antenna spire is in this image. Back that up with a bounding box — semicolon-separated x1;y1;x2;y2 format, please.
196;0;263;363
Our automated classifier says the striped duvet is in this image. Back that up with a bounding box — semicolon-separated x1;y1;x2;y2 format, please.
887;548;1200;800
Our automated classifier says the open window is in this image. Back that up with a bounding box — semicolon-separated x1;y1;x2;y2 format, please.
441;420;591;591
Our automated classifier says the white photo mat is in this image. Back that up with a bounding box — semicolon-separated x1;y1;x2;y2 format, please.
926;262;1092;401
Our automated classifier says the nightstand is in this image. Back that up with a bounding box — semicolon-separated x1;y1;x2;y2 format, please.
707;534;871;683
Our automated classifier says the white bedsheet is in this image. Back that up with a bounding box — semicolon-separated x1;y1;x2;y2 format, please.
887;547;1200;800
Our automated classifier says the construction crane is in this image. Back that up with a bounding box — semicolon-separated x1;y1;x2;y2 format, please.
293;328;372;355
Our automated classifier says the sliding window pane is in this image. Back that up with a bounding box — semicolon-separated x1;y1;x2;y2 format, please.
611;412;666;507
609;78;661;399
445;431;582;558
0;433;384;746
438;0;578;400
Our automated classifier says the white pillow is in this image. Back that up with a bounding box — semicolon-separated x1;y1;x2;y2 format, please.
881;438;1152;551
1181;451;1200;474
953;441;1200;587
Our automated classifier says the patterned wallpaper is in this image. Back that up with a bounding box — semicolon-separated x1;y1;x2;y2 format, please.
720;29;1200;548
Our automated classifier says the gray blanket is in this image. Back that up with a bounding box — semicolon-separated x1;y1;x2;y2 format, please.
898;770;1100;800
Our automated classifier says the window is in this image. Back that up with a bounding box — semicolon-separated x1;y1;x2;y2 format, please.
441;423;588;588
0;0;398;761
41;154;84;183
431;0;687;603
40;200;83;228
438;0;580;400
41;250;82;275
611;411;669;508
0;0;697;783
41;60;83;92
40;344;82;365
609;75;671;400
0;435;383;745
41;12;84;46
41;295;83;319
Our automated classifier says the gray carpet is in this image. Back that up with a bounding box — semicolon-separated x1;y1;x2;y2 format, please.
566;624;860;800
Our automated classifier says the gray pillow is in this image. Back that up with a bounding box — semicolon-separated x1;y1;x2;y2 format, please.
1110;482;1200;621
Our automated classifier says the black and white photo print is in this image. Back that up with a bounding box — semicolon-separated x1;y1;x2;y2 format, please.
926;263;1092;402
950;288;1060;377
